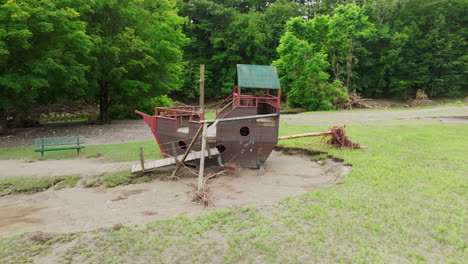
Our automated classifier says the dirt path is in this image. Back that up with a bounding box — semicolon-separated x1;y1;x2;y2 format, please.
0;159;135;178
281;106;468;126
0;151;349;237
1;106;466;149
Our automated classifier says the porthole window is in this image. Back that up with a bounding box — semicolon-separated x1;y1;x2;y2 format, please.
240;126;250;137
178;140;187;150
216;144;226;153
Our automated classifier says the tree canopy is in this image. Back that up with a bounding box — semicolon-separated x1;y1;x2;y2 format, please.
0;0;466;127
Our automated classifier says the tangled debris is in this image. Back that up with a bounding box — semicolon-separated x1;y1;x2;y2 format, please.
29;231;54;243
325;125;362;149
348;92;372;109
191;182;215;207
411;89;432;106
190;163;238;207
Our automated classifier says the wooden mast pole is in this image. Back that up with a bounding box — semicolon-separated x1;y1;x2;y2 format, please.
199;64;205;116
198;64;206;193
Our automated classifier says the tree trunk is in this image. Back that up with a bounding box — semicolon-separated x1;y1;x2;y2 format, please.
0;108;6;133
99;83;111;122
346;39;355;91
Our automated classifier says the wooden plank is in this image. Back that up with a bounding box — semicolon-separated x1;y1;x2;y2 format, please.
199;64;205;114
34;146;86;152
277;131;332;141
132;147;219;173
34;136;85;147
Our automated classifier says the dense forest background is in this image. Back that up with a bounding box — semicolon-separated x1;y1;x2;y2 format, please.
0;0;467;128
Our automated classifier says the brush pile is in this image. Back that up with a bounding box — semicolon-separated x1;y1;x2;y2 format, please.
348;92;372;109
191;183;215;207
325;125;362;149
411;89;432;106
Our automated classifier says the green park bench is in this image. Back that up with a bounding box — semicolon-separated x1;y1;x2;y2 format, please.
34;136;86;159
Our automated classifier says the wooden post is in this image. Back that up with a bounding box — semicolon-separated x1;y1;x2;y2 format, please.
139;147;145;173
198;123;208;193
170;141;177;164
199;64;205;115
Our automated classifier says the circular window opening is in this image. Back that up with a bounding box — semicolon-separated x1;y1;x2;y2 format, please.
178;141;187;150
216;144;226;153
240;126;250;137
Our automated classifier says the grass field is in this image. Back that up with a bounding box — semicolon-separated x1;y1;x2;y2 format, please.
0;120;467;263
0;140;162;162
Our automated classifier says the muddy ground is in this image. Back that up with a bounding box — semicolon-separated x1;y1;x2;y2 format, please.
0;151;349;237
0;106;465;238
1;106;466;149
0;159;135;179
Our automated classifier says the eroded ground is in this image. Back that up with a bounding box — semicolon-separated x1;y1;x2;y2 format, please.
0;151;349;237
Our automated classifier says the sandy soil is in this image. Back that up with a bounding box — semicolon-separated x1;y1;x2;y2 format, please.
0;151;349;237
1;106;466;149
0;159;135;178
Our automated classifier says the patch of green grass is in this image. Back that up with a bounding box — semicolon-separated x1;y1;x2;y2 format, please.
0;140;161;162
0;232;80;263
0;174;81;196
1;120;467;263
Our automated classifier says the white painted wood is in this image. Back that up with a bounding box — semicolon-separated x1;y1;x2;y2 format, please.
198;123;208;192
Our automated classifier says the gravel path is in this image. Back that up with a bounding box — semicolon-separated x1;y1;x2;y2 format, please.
0;120;155;149
1;106;466;149
281;106;468;126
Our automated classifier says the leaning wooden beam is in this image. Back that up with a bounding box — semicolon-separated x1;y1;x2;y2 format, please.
278;131;332;140
171;124;204;178
200;113;279;124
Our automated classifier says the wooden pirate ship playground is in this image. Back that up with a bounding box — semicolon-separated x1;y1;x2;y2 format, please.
134;64;281;177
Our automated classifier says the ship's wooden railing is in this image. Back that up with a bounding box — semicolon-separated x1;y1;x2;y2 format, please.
216;93;279;119
156;106;204;121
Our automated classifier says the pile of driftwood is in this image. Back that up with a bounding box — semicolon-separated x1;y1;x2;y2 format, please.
348;92;372;109
278;125;363;149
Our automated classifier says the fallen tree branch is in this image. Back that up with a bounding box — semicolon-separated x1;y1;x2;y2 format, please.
278;131;332;140
279;125;365;149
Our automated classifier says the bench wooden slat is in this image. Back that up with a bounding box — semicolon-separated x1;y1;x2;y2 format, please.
34;146;86;152
34;136;85;147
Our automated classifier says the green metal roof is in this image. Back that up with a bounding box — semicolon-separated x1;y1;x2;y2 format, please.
236;64;281;89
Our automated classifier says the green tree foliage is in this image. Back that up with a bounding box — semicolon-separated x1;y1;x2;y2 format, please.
175;0;302;98
1;0;466;128
82;0;188;120
327;4;375;90
0;0;92;128
360;0;467;98
274;18;348;110
0;0;187;127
